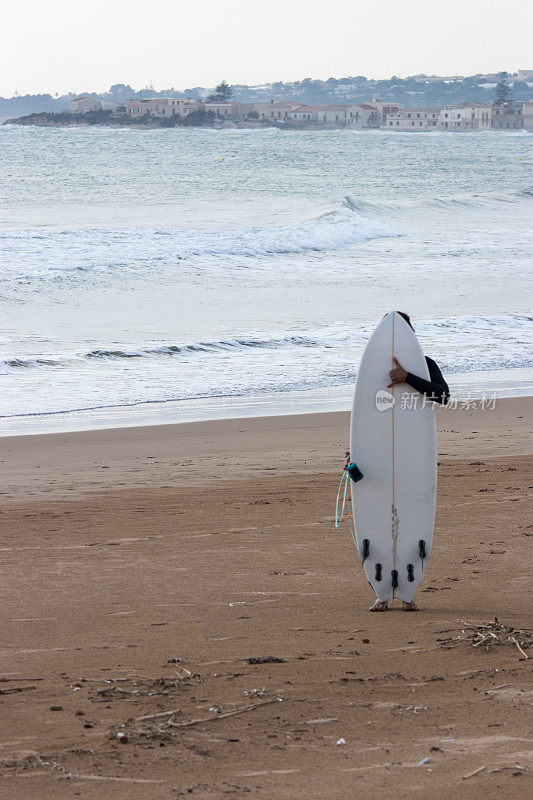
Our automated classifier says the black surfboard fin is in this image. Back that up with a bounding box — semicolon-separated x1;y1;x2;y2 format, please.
407;563;415;582
418;540;427;560
375;563;382;581
361;539;370;563
391;569;399;589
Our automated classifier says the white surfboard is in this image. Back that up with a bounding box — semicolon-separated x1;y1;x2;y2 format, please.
350;312;437;602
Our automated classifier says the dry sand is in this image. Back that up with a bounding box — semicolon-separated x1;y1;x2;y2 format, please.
0;397;531;799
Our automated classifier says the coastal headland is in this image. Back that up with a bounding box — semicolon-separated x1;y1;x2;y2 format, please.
1;397;531;798
5;79;532;131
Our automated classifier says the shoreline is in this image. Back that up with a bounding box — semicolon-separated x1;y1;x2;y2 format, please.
2;366;532;438
2;397;531;503
4;119;531;133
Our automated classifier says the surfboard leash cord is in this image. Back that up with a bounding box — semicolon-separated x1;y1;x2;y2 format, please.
334;470;359;554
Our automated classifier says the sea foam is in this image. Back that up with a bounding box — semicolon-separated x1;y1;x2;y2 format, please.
0;203;398;283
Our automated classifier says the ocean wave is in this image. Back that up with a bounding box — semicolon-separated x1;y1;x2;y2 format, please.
2;357;61;368
2;314;531;372
2;186;529;284
2;314;531;418
0;203;398;282
88;333;323;360
342;187;532;217
3;333;327;369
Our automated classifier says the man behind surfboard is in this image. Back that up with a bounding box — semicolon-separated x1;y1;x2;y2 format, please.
345;312;449;612
386;313;450;408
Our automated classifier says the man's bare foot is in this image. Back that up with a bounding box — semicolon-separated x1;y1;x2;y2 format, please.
369;599;388;612
402;600;420;611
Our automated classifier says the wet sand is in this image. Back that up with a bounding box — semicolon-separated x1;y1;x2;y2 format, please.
0;397;531;799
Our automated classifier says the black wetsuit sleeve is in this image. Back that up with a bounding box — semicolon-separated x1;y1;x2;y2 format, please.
405;357;450;405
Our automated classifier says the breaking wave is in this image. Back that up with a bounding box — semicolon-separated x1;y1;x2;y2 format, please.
0;203;399;283
2;357;61;368
2;333;328;370
3;186;530;284
2;314;531;418
2;314;531;373
87;333;324;360
343;187;532;216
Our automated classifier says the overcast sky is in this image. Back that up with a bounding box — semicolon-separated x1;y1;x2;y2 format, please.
2;0;532;96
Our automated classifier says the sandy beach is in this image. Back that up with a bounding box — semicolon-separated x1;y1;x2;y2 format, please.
0;397;531;799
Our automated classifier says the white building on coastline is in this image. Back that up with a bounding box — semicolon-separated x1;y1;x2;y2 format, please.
290;105;322;121
437;103;491;130
204;102;234;117
523;102;533;131
125;98;198;118
317;104;350;123
345;103;381;127
491;102;524;129
384;107;440;130
289;103;381;125
69;97;103;113
368;100;400;124
248;101;302;120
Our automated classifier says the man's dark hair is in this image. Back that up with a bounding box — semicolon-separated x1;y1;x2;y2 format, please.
396;311;413;330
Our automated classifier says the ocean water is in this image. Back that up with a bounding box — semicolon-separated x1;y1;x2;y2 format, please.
0;125;531;425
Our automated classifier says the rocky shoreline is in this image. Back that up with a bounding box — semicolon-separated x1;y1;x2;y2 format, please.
4;113;360;131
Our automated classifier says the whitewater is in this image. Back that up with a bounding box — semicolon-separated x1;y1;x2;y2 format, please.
0;125;531;426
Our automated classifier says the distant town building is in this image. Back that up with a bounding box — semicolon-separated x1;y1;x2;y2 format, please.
69;97;102;113
369;100;401;124
230;102;256;118
491;102;523;129
204;102;233;117
385;107;440;130
332;83;359;95
345;104;376;128
290;105;322;122
523;102;533;132
179;102;203;117
125;98;195;118
356;103;381;126
317;104;349;123
247;100;301;120
437;102;491;130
